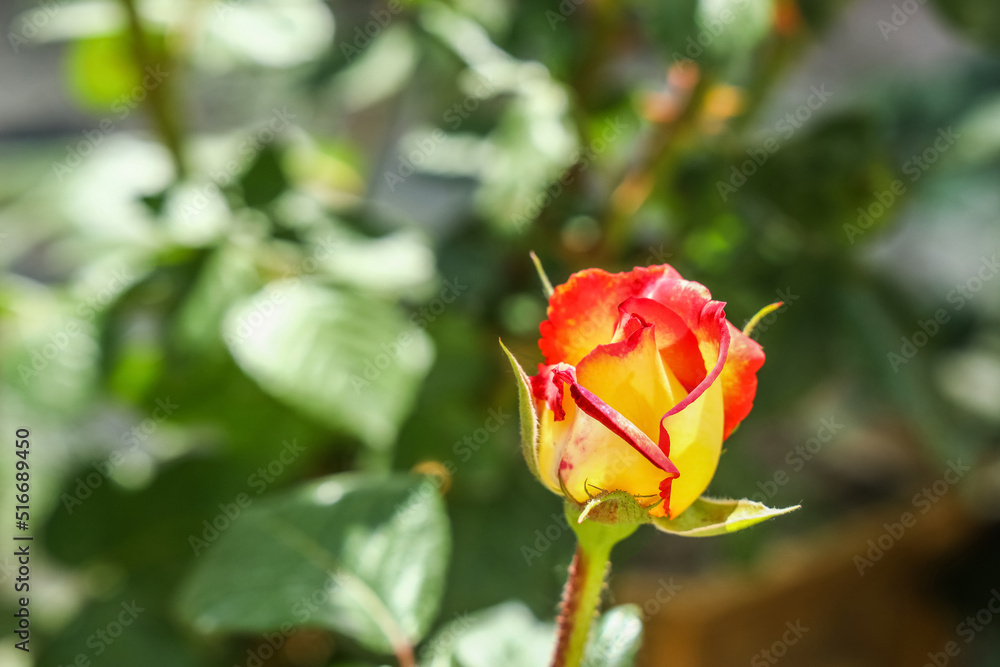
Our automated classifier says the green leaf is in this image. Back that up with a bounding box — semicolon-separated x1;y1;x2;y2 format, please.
37;596;198;667
172;243;260;354
421;602;553;667
177;473;450;655
44;458;252;569
224;283;434;451
66;33;139;111
651;497;799;537
583;605;644;667
333;25;418;112
240;144;289;209
930;0;1000;52
499;340;541;482
2;284;100;415
695;0;772;61
65;31;168;112
201;0;334;68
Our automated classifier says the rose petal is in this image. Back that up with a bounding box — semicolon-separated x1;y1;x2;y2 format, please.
645;278;764;439
616;297;705;391
533;369;577;496
653;301;730;517
539;265;681;366
534;264;766;513
530;363;570;422
553;324;683;501
718;323;766;439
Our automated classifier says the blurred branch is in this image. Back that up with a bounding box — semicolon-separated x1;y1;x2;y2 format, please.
729;2;810;135
120;0;188;180
598;63;712;257
569;0;623;120
520;1;629;254
596;1;815;258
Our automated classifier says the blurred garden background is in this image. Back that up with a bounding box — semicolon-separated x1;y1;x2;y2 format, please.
2;0;1000;665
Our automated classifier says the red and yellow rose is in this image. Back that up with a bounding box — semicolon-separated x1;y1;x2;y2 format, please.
506;264;768;520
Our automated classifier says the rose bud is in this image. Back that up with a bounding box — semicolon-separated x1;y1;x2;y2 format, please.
504;264;770;521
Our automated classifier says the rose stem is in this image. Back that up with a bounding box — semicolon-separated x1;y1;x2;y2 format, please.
551;541;613;667
551;503;638;667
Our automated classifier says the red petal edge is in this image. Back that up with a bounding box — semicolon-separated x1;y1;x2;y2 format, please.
720;323;766;439
530;363;571;421
549;366;680;493
656;301;732;508
539;265;682;366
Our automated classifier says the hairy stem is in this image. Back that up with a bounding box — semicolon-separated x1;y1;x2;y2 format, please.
551;542;612;667
551;502;638;667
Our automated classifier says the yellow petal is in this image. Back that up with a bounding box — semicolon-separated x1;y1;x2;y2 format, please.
558;324;686;500
657;377;724;517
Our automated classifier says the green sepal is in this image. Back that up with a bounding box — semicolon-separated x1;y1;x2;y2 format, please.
651;496;799;537
565;500;640;555
575;490;653;526
499;339;542;483
529;250;555;297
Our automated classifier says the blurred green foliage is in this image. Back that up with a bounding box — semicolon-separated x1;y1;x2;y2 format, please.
1;0;1000;665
